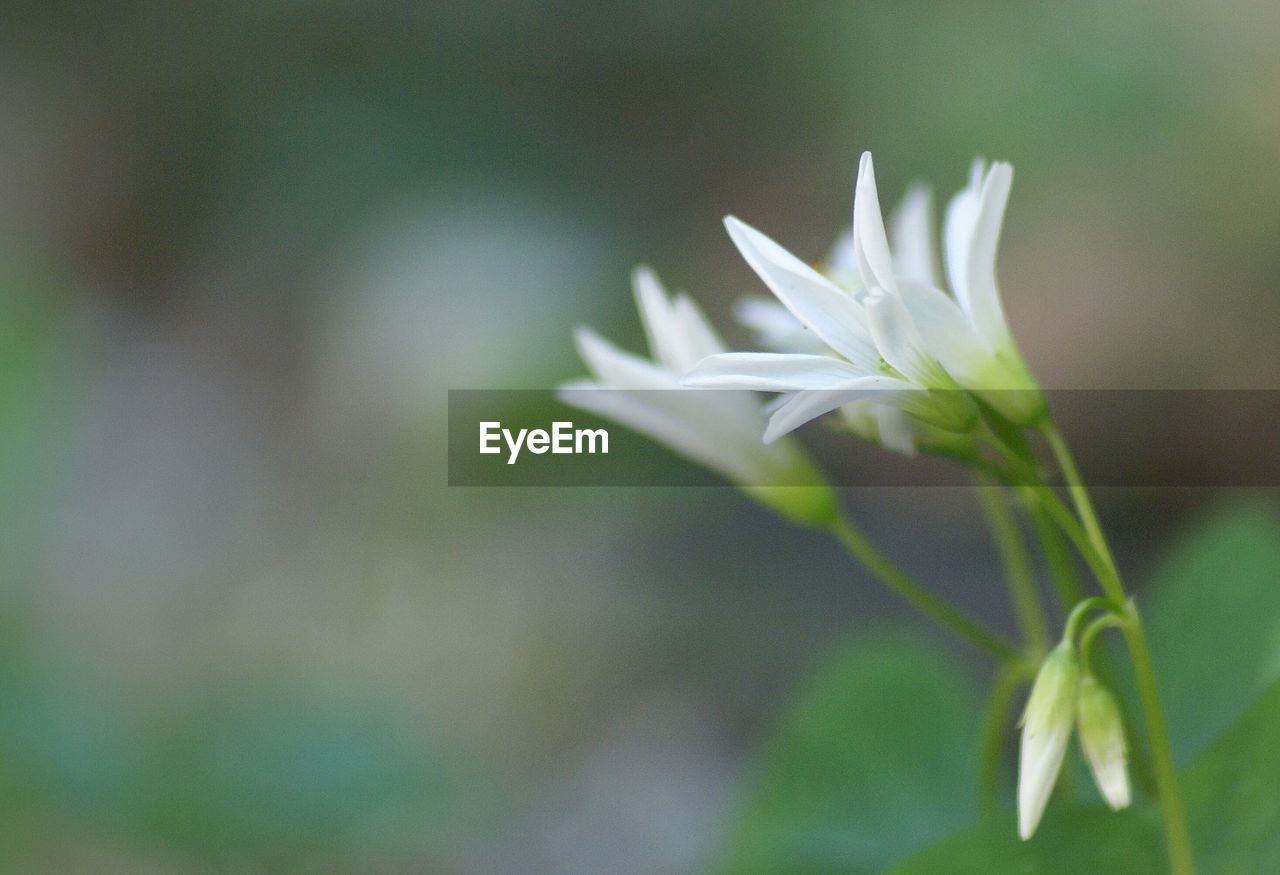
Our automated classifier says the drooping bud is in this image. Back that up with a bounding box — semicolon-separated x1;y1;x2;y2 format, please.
1018;639;1080;839
1076;672;1131;811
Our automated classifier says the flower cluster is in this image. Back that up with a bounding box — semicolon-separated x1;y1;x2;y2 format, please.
686;152;1044;449
564;151;1044;483
557;267;836;525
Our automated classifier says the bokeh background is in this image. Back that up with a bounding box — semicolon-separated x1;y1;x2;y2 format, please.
3;2;1279;871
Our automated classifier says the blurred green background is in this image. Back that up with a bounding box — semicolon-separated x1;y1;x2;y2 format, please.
2;2;1279;871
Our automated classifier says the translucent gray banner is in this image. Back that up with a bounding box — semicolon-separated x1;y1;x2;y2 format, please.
448;390;1280;486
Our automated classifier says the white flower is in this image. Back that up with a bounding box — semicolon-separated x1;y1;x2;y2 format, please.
682;208;975;443
1077;672;1132;811
685;151;1045;439
558;267;836;525
733;296;919;455
1018;639;1081;839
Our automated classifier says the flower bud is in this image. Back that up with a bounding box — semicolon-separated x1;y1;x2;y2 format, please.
1018;640;1080;839
1077;672;1131;811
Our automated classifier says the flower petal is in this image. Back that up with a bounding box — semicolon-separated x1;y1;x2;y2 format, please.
631;267;727;373
573;326;679;391
944;160;1015;349
965;161;1015;347
889;182;942;287
684;352;874;391
734;297;828;354
558;380;745;480
872;404;918;457
763;376;918;443
863;290;947;388
896;280;993;385
853;152;899;295
724;216;880;373
943;159;984;309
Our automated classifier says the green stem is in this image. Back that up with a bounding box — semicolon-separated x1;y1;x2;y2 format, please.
974;480;1050;653
828;513;1021;665
1023;484;1120;598
1079;613;1124;671
1026;496;1086;610
1042;422;1195;875
1042;423;1118;587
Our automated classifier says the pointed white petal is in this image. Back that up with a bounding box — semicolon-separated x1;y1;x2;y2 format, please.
896;280;994;384
943;180;982;313
1018;725;1073;840
1017;643;1079;840
1078;674;1131;812
765;390;864;443
734;297;827;354
826;226;857;274
631;266;682;371
573;326;679;390
863;290;945;388
889;183;942;287
852;152;899;295
763;376;917;443
558;382;732;476
872;404;917;456
724;216;880;373
684;352;873;391
670;293;728;366
944;161;1016;349
965;162;1015;346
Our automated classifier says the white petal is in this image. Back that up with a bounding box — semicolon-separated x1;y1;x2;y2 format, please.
863;290;945;388
896;280;993;384
631;266;682;371
965;162;1015;347
944;160;1015;349
763;376;917;443
574;326;679;390
557;382;740;478
630;268;726;374
724;216;880;373
826;226;857;274
852;152;899;295
943;180;981;313
734;297;827;354
873;404;917;457
684;352;873;391
1018;725;1072;840
670;293;728;366
889;183;942;287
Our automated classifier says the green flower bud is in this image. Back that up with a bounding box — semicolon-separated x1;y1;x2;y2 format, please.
1077;672;1131;811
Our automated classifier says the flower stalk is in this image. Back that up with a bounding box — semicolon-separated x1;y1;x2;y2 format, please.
562;149;1196;872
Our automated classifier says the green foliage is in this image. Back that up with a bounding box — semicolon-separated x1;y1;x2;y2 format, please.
1138;500;1280;763
892;680;1280;873
1183;681;1280;873
715;499;1280;872
714;632;982;874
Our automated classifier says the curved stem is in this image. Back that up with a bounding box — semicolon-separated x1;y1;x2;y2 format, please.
828;512;1021;665
1063;595;1124;644
1041;422;1195;875
1042;423;1118;583
1026;496;1086;610
1079;613;1124;671
1022;484;1121;599
975;480;1050;653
